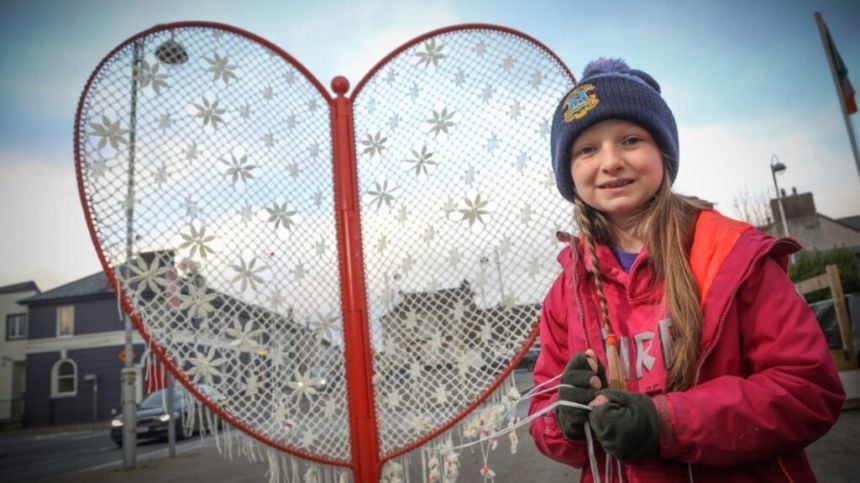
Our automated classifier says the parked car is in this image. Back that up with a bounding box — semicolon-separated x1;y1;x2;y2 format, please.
517;346;540;371
110;384;221;447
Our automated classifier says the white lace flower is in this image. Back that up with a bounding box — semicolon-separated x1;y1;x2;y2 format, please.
520;203;534;226
286;113;299;130
193;97;226;129
179;224;216;258
133;60;168;94
531;69;544;88
89;115;129;150
528;256;542;279
508;100;522;120
287;369;320;403
270;288;285;310
459;194;490;226
473;40;487;56
224;318;264;351
432;385;449;404
499;237;513;256
238;103;252;119
454;69;467;87
221;155;256;184
178;283;217;319
186;347;225;386
447;247;461;268
404;145;436;176
184;142;200;161
456;350;484;375
480;84;495;103
230;256;267;292
501;54;515;72
314;238;327;257
462;166;477;186
403;309;419;331
205;52;238;85
415;39;445;68
310;311;340;342
367;180;397;210
125;255;169;298
87;159;108;178
361;132;387;158
383;389;402;409
426;108;455;138
266;202;296;230
300;431;316;448
263;131;276;148
451;300;466;321
402;254;414;274
322;397;338;418
411;415;430;434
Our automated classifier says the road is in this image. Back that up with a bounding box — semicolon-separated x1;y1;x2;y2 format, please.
0;426;214;483
1;368;859;482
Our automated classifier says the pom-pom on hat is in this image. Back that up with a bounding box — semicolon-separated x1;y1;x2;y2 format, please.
550;58;679;202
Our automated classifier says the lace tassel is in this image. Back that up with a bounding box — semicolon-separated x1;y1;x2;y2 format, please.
605;333;626;390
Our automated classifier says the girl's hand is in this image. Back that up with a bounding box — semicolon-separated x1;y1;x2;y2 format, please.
557;350;606;440
588;390;660;463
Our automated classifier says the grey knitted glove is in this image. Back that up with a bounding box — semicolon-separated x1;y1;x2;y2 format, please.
589;389;660;463
556;352;605;440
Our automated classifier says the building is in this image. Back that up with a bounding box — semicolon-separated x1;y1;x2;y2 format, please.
18;271;146;427
15;250;319;428
376;279;539;373
0;281;39;428
761;188;860;254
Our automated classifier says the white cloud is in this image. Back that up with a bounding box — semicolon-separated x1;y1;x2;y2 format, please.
0;151;102;290
277;0;461;88
675;109;860;220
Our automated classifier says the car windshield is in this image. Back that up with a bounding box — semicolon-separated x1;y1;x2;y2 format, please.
139;389;186;409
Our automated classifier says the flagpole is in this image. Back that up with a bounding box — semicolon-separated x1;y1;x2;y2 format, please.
815;11;860;183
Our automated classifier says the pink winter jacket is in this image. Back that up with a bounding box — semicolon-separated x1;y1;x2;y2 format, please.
528;211;845;482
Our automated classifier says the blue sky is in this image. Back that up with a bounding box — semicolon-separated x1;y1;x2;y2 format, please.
1;0;859;289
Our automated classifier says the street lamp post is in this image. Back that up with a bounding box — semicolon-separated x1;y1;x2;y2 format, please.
770;154;791;238
121;36;188;469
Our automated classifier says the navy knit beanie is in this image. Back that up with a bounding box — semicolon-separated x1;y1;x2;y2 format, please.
550;58;678;203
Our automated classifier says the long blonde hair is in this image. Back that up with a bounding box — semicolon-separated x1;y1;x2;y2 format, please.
573;170;706;391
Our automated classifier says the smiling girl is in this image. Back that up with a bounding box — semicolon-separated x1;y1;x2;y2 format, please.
528;58;844;482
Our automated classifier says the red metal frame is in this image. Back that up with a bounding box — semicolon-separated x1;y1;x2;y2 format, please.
74;21;345;469
331;75;382;482
75;20;574;483
351;23;574;465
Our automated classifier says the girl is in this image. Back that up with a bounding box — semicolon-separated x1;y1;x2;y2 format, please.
528;58;845;482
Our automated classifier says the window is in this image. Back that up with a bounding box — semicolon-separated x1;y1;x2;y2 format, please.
51;358;77;398
57;305;74;337
6;313;27;340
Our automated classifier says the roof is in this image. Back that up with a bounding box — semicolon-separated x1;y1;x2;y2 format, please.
838;215;860;231
0;281;40;295
18;271;115;305
819;213;860;234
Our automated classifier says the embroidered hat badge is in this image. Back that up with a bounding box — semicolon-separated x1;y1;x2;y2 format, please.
562;83;598;122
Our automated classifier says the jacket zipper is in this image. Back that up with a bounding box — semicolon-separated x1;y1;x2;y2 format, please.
692;238;788;386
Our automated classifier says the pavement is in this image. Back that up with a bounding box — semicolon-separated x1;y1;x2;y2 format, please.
7;407;855;482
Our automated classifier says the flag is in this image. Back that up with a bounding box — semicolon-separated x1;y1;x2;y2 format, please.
825;24;858;115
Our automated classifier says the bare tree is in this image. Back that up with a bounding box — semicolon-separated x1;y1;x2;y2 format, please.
733;185;772;227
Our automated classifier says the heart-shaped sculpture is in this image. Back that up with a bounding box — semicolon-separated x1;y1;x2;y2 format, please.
74;21;573;479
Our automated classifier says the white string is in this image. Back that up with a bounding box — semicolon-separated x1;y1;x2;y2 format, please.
584;422;600;483
442;396;590;453
428;376;609;483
